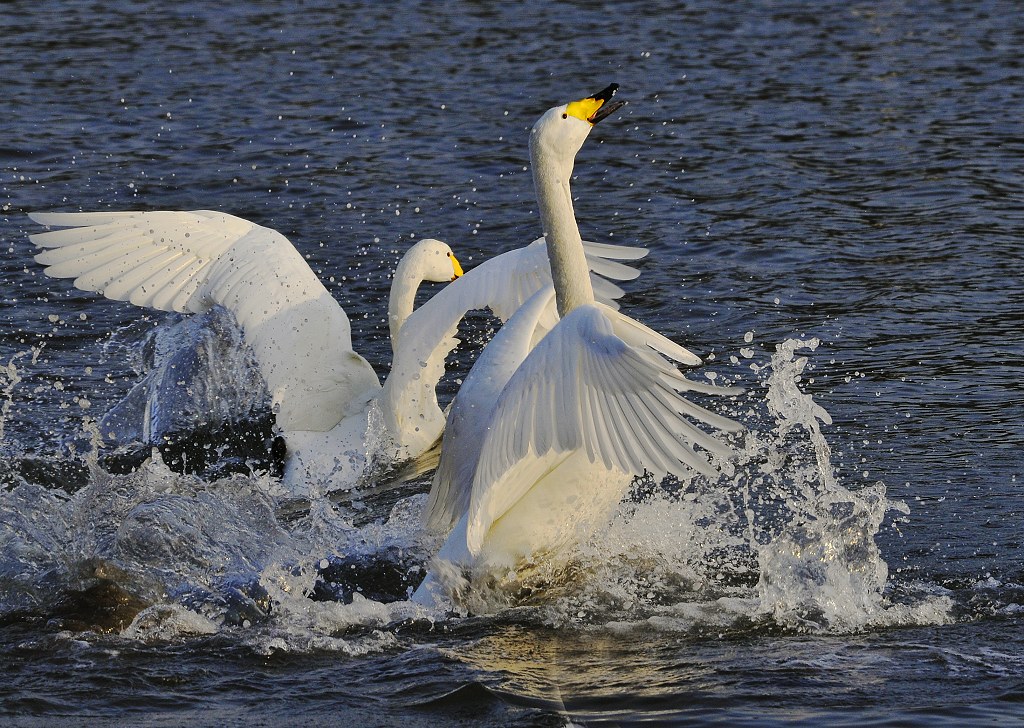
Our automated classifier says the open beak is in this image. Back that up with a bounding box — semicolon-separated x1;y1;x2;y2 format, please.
587;83;627;124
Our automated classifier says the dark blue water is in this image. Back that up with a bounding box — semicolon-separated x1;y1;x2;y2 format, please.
2;1;1023;725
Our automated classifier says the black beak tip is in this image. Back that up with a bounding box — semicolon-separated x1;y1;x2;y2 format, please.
592;83;619;102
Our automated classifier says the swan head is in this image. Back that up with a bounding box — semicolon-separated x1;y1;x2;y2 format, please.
529;83;626;170
406;238;464;282
389;238;463;350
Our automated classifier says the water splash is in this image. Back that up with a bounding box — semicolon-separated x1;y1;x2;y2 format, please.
763;338;836;490
0;347;41;445
87;308;275;477
0;443;441;648
541;338;950;634
0;335;952;646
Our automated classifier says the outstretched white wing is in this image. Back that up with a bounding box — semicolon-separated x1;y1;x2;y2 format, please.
29;210;380;432
31;210;249;312
380;238;647;455
465;303;743;554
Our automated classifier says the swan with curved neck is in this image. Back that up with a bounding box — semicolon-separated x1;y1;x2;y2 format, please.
415;85;743;607
388;241;463;352
28;201;646;495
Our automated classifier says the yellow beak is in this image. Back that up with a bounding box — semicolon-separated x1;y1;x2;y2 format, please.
451;253;464;280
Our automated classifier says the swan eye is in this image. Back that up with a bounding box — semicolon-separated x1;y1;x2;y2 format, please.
562;113;568;119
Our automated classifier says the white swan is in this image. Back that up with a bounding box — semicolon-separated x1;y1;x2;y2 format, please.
414;84;743;605
28;210;646;494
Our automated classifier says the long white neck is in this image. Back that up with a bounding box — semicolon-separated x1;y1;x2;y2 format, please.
531;139;595;317
388;257;422;353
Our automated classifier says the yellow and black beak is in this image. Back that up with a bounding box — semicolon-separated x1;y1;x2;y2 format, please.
450;253;464;281
586;83;627;124
565;83;627;126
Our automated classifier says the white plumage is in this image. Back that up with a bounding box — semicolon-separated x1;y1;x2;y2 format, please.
415;85;743;605
29;209;645;494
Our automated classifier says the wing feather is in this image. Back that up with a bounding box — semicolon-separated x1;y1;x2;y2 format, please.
30;210;158;228
591;276;626;304
74;246;173;294
581;240;649;260
127;255;199;309
584;255;642;282
30;210;249;311
37;236;148;279
598;302;704;368
467;304;742;540
154;259;208;312
33;230;142;266
28;209;379;432
30;224;134;248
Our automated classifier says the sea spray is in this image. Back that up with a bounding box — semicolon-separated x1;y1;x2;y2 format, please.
547;338;951;633
0;482;73;615
88;308;274;478
0;347;41;446
0;332;952;642
750;338;948;631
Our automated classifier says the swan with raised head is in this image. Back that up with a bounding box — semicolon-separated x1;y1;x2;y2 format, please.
414;85;743;606
28;210;645;495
